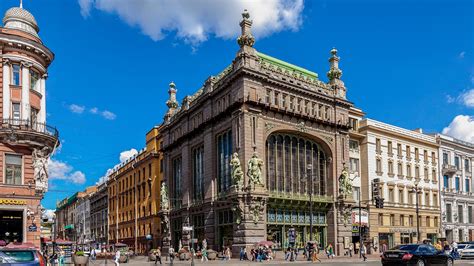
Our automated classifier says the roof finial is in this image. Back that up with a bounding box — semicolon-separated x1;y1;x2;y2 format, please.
237;9;255;48
20;0;23;8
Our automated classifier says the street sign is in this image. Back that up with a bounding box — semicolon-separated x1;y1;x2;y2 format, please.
28;224;37;232
183;226;193;231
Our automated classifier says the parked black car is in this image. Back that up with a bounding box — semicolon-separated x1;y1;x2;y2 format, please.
382;244;454;266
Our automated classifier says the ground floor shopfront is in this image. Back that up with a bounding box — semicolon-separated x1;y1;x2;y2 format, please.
369;208;440;253
443;225;474;243
0;197;42;247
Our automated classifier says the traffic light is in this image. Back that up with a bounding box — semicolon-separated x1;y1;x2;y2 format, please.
372;178;381;199
375;197;385;208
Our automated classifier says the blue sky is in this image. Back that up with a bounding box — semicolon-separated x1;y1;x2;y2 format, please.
1;0;471;209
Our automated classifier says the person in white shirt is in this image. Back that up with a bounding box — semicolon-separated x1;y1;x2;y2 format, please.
114;250;121;266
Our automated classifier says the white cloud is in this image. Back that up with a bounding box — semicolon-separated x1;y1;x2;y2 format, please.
78;0;304;45
79;0;93;17
48;159;86;184
459;51;466;59
89;107;99;114
442;115;474;143
69;104;85;114
96;148;138;185
101;110;117;120
446;94;455;103
460;89;474;108
120;148;138;163
42;209;55;222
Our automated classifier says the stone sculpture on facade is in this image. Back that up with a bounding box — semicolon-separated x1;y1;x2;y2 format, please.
32;147;50;192
237;9;255;48
231;204;243;225
338;167;354;198
230;152;244;190
251;199;265;225
247;152;264;187
161;182;169;210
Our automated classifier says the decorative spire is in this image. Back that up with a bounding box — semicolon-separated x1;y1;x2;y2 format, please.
164;82;178;122
326;48;346;99
20;0;23;8
327;48;342;80
237;9;255;48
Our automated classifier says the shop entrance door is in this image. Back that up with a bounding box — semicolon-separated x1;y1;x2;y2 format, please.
0;210;23;244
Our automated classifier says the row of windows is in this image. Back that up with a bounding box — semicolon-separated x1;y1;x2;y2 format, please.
109;163;157;197
265;89;333;120
375;138;436;164
9;63;41;91
378;213;439;227
384;187;438;207
442;152;471;172
375;158;437;181
445;204;474;224
111;223;152;239
443;175;471;192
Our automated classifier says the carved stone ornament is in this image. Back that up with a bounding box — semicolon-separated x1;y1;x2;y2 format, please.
295;121;307;133
32;147;51;193
161;182;169;210
264;122;275;132
161;215;170;234
230;152;244;190
322;135;333;143
338;167;355;198
340;206;352;226
251;199;265;224
231;204;243;225
247;152;264;186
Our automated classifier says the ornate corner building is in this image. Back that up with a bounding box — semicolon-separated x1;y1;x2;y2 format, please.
437;134;474;242
160;11;356;256
0;3;58;247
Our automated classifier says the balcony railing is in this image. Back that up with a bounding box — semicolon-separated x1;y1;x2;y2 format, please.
1;119;58;138
442;164;457;174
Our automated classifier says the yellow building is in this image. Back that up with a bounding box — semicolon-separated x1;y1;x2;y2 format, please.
108;126;163;254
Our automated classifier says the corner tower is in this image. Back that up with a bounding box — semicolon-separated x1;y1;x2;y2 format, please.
0;2;58;247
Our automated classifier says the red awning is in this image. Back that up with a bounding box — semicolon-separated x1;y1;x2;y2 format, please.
2;242;37;249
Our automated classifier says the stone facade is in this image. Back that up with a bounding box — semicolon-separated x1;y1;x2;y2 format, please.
160;11;354;256
90;182;108;245
359;119;440;252
0;3;57;248
107;126;163;254
437;134;474;242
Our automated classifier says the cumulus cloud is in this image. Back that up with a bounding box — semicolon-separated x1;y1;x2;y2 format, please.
96;148;139;185
68;104;116;120
442;115;474;143
101;110;117;120
460;89;474;108
78;0;304;45
120;148;138;163
48;159;86;184
69;104;85;114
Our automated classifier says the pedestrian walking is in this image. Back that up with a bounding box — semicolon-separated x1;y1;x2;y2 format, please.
114;250;120;266
154;248;162;265
349;243;353;257
201;247;208;262
169;247;175;262
360;243;367;261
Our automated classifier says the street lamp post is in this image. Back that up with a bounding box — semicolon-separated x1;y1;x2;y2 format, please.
307;164;313;242
412;181;421;243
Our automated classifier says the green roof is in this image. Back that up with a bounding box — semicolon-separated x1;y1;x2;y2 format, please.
257;52;319;81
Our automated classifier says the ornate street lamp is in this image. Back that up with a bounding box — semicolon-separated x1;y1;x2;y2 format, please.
411;180;421;243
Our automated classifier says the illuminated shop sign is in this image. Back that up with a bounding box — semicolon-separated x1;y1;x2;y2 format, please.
0;199;27;205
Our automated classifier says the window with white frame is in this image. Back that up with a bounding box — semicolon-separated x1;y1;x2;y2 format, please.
11;64;21;86
5;154;22;185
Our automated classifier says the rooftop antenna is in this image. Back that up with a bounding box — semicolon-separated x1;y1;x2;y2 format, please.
20;0;23;8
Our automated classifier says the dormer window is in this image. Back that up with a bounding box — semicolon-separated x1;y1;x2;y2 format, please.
12;64;21;86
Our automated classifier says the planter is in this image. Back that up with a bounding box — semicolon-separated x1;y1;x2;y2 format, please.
72;255;89;266
119;255;128;263
207;249;217;260
179;252;191;260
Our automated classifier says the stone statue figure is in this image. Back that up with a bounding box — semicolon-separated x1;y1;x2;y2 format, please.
247;152;264;186
32;147;50;192
161;215;170;233
252;200;265;224
338;167;354;198
230;152;244;190
161;182;169;210
231;204;243;225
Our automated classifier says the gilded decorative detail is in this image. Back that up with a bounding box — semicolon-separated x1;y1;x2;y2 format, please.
295;121;307;133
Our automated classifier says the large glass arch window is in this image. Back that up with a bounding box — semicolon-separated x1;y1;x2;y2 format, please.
266;133;327;195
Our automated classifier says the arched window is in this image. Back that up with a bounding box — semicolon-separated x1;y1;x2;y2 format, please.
266;133;328;195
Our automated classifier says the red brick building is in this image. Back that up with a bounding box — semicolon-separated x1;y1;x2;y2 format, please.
0;3;58;248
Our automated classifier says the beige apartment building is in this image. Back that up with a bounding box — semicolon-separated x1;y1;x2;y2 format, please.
359;119;440;252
